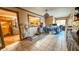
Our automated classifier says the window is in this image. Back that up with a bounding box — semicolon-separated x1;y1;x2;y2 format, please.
28;15;40;27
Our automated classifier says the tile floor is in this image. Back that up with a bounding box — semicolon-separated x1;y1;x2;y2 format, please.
1;31;68;51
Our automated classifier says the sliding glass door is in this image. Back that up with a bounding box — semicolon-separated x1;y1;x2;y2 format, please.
0;8;21;48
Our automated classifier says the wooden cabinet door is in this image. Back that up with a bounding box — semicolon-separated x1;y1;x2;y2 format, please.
45;16;53;26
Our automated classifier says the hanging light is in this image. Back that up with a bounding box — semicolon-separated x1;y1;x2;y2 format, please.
44;9;49;18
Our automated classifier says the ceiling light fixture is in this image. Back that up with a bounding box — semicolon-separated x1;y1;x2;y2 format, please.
44;9;49;18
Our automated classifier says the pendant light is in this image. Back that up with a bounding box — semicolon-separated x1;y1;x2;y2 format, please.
44;9;49;18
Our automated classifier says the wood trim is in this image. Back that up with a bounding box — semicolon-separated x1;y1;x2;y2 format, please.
0;23;5;48
0;7;18;13
28;14;38;18
56;17;69;20
27;14;30;28
16;7;43;17
17;12;23;41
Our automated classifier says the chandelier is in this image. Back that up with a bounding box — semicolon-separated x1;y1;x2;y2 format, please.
44;9;49;18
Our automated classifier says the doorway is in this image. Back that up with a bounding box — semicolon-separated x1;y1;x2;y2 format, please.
56;19;66;31
0;8;20;48
56;20;66;26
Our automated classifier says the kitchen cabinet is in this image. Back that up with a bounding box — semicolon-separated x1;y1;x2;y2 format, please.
45;16;53;26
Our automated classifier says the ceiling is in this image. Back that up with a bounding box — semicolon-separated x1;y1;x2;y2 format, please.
22;7;75;18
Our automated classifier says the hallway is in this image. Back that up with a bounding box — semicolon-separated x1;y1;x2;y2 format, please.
0;7;79;51
1;31;67;51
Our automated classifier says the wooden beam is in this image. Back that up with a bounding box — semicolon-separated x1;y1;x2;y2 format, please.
55;16;69;20
16;7;43;17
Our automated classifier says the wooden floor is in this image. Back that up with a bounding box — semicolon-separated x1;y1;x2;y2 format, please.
1;31;67;51
4;35;20;46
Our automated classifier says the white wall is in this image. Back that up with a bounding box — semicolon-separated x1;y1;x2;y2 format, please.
49;7;74;18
